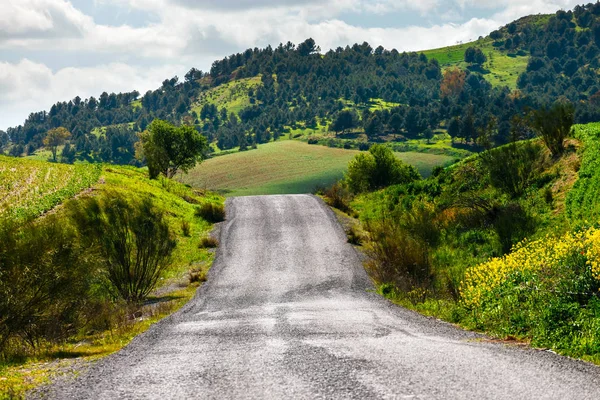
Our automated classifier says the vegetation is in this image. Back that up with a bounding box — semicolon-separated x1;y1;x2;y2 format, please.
179;140;451;197
325;120;600;362
567;122;600;223
531;102;575;156
137;119;208;179
346;145;420;193
0;157;224;397
0;156;101;221
42;127;71;162
69;194;177;303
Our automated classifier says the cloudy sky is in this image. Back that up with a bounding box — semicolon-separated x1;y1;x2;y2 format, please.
0;0;584;130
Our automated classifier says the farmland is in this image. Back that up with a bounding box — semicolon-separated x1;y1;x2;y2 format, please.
0;156;101;221
179;140;454;197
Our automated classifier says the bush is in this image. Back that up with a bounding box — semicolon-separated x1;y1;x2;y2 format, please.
181;220;191;237
323;182;352;213
195;202;226;223
346;144;420;193
69;193;176;303
199;236;219;248
480;141;545;197
531;101;574;156
0;216;94;355
365;215;432;294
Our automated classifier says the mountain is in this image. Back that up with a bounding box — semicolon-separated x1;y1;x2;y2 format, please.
4;4;600;165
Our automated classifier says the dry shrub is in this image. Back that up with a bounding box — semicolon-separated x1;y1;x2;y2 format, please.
323;182;352;213
199;236;219;248
365;216;432;294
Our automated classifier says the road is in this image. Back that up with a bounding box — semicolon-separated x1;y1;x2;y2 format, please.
43;195;600;399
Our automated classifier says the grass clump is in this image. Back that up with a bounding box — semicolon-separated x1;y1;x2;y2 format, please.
199;236;219;248
195;203;225;223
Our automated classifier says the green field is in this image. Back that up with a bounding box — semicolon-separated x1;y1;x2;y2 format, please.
178;140;454;197
422;38;529;89
0;156;101;221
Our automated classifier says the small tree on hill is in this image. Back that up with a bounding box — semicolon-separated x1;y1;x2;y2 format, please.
346;144;420;193
44;127;71;162
440;68;466;98
531;102;574;156
137;119;208;179
465;47;487;66
330;110;359;135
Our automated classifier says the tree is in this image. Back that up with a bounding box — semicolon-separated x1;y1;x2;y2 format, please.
388;113;403;134
531;102;575;156
365;115;384;138
330;110;359;134
440;68;466;98
465;47;486;66
43;127;71;162
137;119;208;179
346;144;420;193
61;143;76;164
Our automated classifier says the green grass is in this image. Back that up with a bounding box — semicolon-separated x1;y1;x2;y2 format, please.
0;155;101;221
178;140;454;197
192;76;262;116
567;123;600;223
422;38;529;90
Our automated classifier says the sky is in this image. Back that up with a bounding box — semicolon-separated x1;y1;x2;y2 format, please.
0;0;586;130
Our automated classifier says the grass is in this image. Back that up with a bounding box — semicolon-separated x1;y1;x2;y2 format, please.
422;38;529;90
178;140;454;197
192;76;262;116
0;155;101;221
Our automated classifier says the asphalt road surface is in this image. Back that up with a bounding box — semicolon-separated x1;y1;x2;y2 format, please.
43;195;600;399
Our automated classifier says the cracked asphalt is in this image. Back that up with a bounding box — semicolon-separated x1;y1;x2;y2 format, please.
42;194;600;399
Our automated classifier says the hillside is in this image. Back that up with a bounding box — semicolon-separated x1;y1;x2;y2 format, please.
338;120;600;363
4;4;600;168
179;140;454;197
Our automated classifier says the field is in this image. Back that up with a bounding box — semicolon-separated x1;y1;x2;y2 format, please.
179;140;454;197
422;38;529;90
191;76;262;116
0;156;101;221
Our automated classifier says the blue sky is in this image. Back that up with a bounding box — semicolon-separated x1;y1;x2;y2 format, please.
0;0;584;130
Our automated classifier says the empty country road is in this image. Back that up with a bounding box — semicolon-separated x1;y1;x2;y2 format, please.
43;195;600;399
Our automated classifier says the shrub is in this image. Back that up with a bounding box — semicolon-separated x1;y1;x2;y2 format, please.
346;144;420;193
365;215;432;294
323;182;352;213
531;101;574;156
480;141;545;197
199;236;219;248
0;216;94;355
69;193;176;303
181;220;191;237
195;202;226;223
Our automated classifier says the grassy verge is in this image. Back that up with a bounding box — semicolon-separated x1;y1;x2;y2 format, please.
333;125;600;364
0;164;224;398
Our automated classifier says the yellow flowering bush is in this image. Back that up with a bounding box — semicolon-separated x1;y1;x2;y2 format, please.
461;227;600;309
